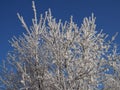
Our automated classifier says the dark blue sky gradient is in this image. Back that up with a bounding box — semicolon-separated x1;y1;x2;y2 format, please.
0;0;120;61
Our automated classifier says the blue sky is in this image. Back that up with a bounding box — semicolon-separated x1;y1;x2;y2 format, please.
0;0;120;61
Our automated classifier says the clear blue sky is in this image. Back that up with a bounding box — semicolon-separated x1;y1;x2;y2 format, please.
0;0;120;61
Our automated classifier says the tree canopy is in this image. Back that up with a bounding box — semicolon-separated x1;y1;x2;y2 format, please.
0;1;120;90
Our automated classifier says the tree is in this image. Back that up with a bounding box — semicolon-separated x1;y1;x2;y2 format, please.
0;1;120;90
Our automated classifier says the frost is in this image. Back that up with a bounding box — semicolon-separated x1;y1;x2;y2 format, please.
0;1;120;90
